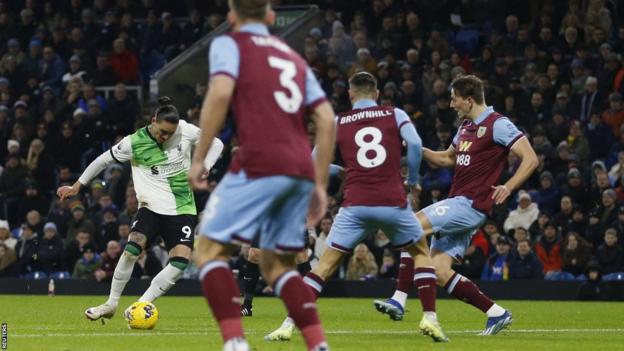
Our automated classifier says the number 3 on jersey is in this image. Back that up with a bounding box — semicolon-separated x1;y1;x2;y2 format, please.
355;127;387;168
268;56;302;113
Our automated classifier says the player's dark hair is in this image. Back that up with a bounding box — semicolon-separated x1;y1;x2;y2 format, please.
348;71;377;95
154;96;179;124
229;0;269;20
450;74;485;104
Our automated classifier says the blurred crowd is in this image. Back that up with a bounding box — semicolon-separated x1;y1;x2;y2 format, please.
0;0;228;281
0;1;623;298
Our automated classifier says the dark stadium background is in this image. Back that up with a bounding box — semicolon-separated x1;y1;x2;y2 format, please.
0;0;623;301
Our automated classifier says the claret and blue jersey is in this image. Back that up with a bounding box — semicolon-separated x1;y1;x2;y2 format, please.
423;106;524;260
327;99;426;252
199;23;327;251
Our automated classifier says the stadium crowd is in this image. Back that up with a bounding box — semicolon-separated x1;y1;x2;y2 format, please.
0;0;623;297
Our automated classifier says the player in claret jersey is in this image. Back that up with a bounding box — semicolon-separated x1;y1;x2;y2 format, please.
187;1;335;350
265;71;449;343
374;74;538;335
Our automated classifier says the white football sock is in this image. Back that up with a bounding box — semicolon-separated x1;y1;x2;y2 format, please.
486;303;506;317
223;337;249;351
391;290;408;308
139;263;184;302
424;311;438;321
106;250;139;307
281;316;294;329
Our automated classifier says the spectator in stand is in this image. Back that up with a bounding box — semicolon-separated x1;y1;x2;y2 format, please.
585;113;615;161
62;54;87;86
64;230;92;273
1;155;28;226
55;121;82;173
529;213;550;243
0;238;17;277
132;247;163;279
577;261;610;300
602;93;624;138
595;228;624;280
37;222;69;279
24;210;44;238
567;120;590;167
94;240;121;282
106;83;137;136
181;10;205;51
560;232;592;280
536;171;560;216
25;138;56;194
38;46;65;94
564;206;589;237
503;191;540;234
512;226;531;244
508;239;543;280
65;202;95;246
91;51;117;86
608;206;624;244
481;236;512;281
534;222;563;278
553;196;575;230
78;81;106;112
16;182;49;232
72;243;101;279
160;12;181;61
312;217;332;262
14;224;39;278
561;169;590;210
96;205;119;250
589;189;619;241
109;38;139;83
0;220;16;251
117;218;131;248
346;243;378;281
378;249;398;279
576;76;603;123
608;151;624;181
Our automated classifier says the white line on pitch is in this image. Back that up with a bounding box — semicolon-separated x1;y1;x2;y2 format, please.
9;328;624;337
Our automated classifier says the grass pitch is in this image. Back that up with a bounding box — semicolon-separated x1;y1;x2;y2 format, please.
1;295;623;350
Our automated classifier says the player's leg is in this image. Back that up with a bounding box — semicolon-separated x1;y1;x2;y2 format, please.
296;242;312;276
266;205;366;341
372;205;447;342
137;244;191;303
265;247;345;341
195;171;286;350
85;208;155;321
374;250;414;318
373;211;435;320
196;236;248;350
420;197;512;334
403;238;448;342
138;214;196;303
241;246;261;316
431;249;512;335
260;178;328;351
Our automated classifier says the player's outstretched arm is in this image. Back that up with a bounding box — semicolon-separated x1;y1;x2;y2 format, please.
396;108;422;186
56;150;117;200
307;100;336;225
422;145;456;168
189;75;234;189
491;137;539;204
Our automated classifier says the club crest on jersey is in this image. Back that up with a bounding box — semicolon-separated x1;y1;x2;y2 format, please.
477;126;487;138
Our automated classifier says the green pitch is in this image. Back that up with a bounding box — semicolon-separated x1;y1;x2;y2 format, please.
1;295;623;350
